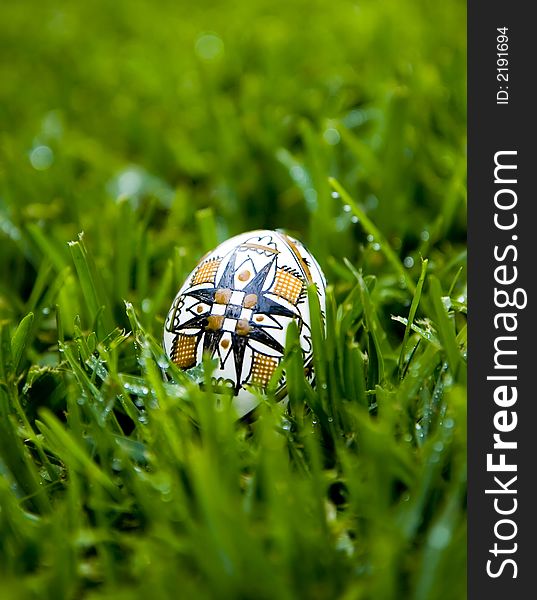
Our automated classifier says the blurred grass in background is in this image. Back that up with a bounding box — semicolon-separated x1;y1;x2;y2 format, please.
0;0;466;598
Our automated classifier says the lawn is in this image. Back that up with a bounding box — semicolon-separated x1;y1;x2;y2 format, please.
0;0;466;598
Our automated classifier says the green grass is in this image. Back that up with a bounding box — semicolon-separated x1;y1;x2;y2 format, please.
0;0;466;598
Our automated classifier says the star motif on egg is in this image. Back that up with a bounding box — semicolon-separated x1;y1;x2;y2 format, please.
168;248;303;393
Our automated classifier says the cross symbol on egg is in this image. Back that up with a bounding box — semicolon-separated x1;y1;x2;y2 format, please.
205;287;258;337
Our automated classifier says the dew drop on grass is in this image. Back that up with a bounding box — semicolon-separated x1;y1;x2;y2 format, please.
123;382;149;396
372;243;381;251
142;298;152;313
443;417;455;429
403;256;414;268
351;216;359;224
429;524;451;549
195;32;224;62
161;491;173;503
421;230;430;241
157;356;169;369
99;406;112;425
30;145;54;170
323;127;341;145
290;165;307;184
344;108;366;128
343;204;351;213
331;191;340;199
304;188;317;206
367;234;374;242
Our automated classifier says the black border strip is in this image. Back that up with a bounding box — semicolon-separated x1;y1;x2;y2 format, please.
468;1;535;596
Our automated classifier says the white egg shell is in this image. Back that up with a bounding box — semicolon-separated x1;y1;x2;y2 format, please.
163;230;326;417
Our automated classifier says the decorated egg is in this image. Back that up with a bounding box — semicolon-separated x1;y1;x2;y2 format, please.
163;230;326;417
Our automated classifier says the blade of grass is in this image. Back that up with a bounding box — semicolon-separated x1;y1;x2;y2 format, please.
11;311;34;374
344;259;389;383
428;275;464;380
398;258;428;378
36;409;121;500
68;232;114;338
27;223;70;272
0;388;51;513
196;207;219;251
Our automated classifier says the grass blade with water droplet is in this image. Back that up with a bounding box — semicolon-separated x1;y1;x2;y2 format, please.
398;258;428;378
330;178;416;295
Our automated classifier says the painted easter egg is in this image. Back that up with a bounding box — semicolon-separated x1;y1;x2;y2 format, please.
163;230;326;417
